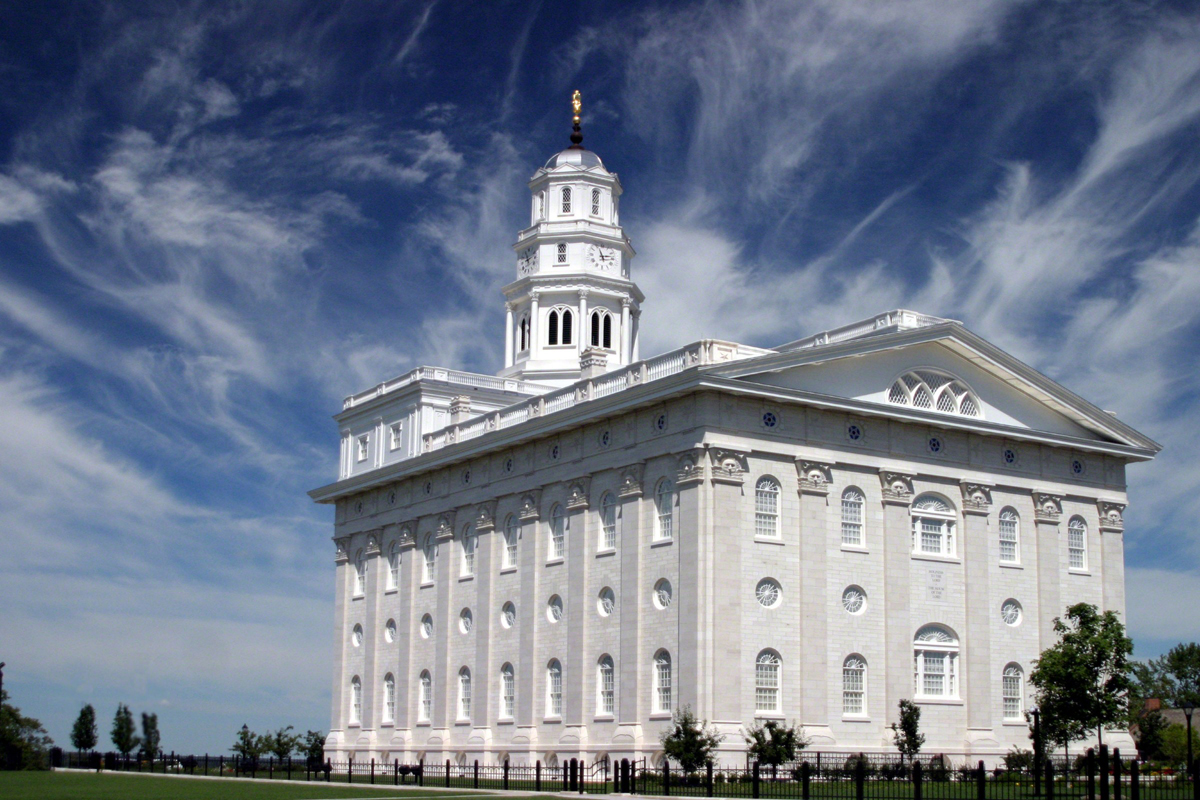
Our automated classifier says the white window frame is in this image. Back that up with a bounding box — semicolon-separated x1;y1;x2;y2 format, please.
1003;664;1023;720
356;434;369;462
383;673;395;722
654;479;674;541
418;671;432;722
1068;516;1088;570
503;516;518;569
843;656;866;716
549;504;566;560
461;527;476;576
598;655;615;716
913;625;959;699
422;534;436;583
500;664;515;719
911;495;957;557
654;651;673;713
458;667;472;720
755;650;781;714
999;508;1020;564
353;549;366;596
561;187;572;215
755;477;781;539
389;422;403;451
600;493;617;551
841;488;865;547
591;187;601;217
547;660;563;718
387;542;400;590
350;676;362;724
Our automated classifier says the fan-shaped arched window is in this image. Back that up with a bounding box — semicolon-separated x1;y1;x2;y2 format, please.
843;656;866;716
597;655;615;715
999;508;1020;564
547;659;563;717
422;534;436;583
600;492;617;550
387;542;400;590
653;650;673;713
755;651;781;713
1003;664;1024;720
1068;516;1088;570
383;673;395;722
549;504;566;560
561;187;572;214
500;663;515;719
503;515;518;569
655;479;674;541
353;549;365;596
591;188;601;216
460;526;476;576
841;488;864;546
888;369;981;417
458;667;472;720
350;676;362;723
755;477;781;539
911;494;956;557
418;670;432;722
914;625;959;698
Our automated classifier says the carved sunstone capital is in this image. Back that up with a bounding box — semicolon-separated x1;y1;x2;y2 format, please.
879;470;915;505
334;536;351;564
435;512;457;540
675;448;707;487
960;482;993;515
519;489;543;520
474;501;497;531
566;477;592;510
618;462;645;499
1098;500;1126;532
364;528;383;556
709;448;749;485
1032;491;1063;524
398;522;417;548
796;460;833;495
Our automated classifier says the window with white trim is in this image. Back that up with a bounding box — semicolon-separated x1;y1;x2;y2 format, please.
655;479;674;541
913;625;959;699
519;315;529;351
598;655;615;715
755;477;781;539
390;422;403;451
654;650;673;713
547;660;563;717
458;667;472;719
387;542;400;590
911;495;956;557
561;187;572;214
841;488;864;546
354;549;366;596
999;508;1020;564
500;664;515;719
383;673;395;722
600;492;617;550
549;504;566;560
755;650;781;714
461;527;475;576
418;671;432;722
590;309;613;349
422;534;436;583
1068;516;1088;570
356;434;369;462
503;515;518;568
591;188;601;216
1003;664;1023;720
843;656;866;716
557;242;567;263
350;676;362;723
547;306;573;346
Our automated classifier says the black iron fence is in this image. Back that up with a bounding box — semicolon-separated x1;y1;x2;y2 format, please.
53;746;1199;800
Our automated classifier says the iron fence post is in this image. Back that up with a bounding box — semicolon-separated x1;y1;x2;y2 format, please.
1112;749;1121;800
419;758;425;786
536;760;542;792
1130;759;1139;800
802;761;811;800
664;761;671;797
371;757;376;785
445;759;451;789
708;761;715;798
753;761;761;800
1193;758;1199;800
475;759;479;789
504;759;510;791
1046;760;1056;800
1087;748;1096;800
855;756;865;800
395;758;399;786
1101;745;1110;800
977;760;986;800
913;760;923;800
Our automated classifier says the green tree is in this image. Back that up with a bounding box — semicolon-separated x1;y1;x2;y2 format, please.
1162;643;1200;708
1028;603;1133;748
659;706;724;774
110;704;140;758
140;712;160;760
266;725;302;760
1162;724;1192;767
303;730;326;767
1;689;55;770
70;704;98;754
743;719;808;776
232;725;267;760
891;699;925;764
1135;710;1167;761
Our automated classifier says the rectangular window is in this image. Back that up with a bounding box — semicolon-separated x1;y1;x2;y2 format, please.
1003;675;1022;719
460;680;471;719
389;422;403;451
600;666;614;714
602;503;617;550
502;672;515;718
549;671;563;716
841;500;863;546
504;527;518;568
656;662;672;713
591;188;601;216
999;517;1018;563
420;682;431;722
356;435;369;462
1069;527;1087;570
922;653;945;696
843;669;864;715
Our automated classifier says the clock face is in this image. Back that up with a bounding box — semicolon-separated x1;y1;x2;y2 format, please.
518;247;538;275
587;245;617;269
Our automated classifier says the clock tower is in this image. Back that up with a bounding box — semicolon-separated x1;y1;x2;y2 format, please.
498;91;644;388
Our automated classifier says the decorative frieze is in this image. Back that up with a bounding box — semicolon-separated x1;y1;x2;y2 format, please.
474;501;497;531
675;448;707;487
796;460;832;495
334;536;351;564
566;477;592;510
960;482;993;515
1097;500;1126;532
617;462;645;498
1032;491;1063;524
519;489;543;520
879;470;915;505
709;448;748;485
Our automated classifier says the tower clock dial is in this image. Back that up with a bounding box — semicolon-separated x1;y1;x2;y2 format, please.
518;247;538;276
586;244;617;270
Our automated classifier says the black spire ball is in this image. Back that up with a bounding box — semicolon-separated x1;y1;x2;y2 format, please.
570;122;583;147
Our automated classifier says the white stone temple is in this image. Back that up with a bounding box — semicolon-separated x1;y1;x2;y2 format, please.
309;95;1160;768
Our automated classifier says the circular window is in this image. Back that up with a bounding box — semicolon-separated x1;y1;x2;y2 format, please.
1003;448;1017;465
928;436;943;453
501;602;516;629
504;457;514;473
352;624;363;647
547;595;564;622
599;430;611;448
1002;599;1023;626
462;469;471;485
423;481;432;495
550;444;560;460
847;423;862;441
655;413;668;432
597;587;616;617
384;619;396;643
460;608;473;634
653;579;673;609
1071;459;1084;475
755;578;782;608
420;615;432;638
762;412;777;429
842;586;866;615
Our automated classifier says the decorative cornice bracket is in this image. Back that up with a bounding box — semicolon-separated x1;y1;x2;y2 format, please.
709;447;749;486
1098;500;1126;532
618;462;645;499
675;448;707;487
474;501;498;531
879;470;915;505
567;477;592;511
960;482;993;516
796;459;833;496
519;489;543;520
1032;491;1063;524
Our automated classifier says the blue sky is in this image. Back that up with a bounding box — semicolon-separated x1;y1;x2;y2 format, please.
2;0;1199;755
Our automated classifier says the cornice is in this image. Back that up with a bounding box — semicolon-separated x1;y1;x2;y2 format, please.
334;536;351;564
364;528;383;556
435;513;456;541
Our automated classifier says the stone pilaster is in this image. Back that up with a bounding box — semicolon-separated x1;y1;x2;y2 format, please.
617;463;644;738
1098;500;1126;617
331;536;351;738
797;460;832;730
710;448;748;732
395;524;416;745
960;482;993;735
879;470;914;729
676;448;707;717
473;505;496;737
1033;491;1063;652
362;530;383;736
565;477;591;734
516;492;541;737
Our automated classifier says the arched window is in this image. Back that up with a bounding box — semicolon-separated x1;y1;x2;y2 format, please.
548;309;559;345
519;315;529;351
422;534;436;583
557;242;567;263
600;492;617;550
458;667;472;720
591;188;601;216
549;504;566;560
655;479;674;541
350;676;362;723
1003;664;1024;720
561;308;573;344
999;508;1020;564
843;656;866;716
561;187;572;214
841;488;864;546
387;542;400;590
1068;516;1088;570
418;670;432;722
755;478;780;539
461;526;476;576
755;651;781;714
500;664;515;719
598;655;615;715
589;310;614;349
503;515;518;569
536;191;545;221
383;673;395;722
911;494;956;557
354;549;365;596
547;659;563;717
603;313;612;349
654;651;673;713
591;310;601;347
913;625;959;699
887;369;981;417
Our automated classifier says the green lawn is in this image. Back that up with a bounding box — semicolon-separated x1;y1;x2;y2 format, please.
0;771;521;800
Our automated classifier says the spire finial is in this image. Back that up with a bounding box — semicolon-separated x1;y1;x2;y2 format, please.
569;89;584;148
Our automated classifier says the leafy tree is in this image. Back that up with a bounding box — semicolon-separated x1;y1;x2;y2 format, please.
1162;723;1193;767
267;725;302;760
232;725;267;760
1162;643;1200;709
1028;603;1133;748
891;699;925;764
140;712;160;760
659;705;724;774
1135;710;1167;761
1;689;55;770
743;719;808;776
110;704;140;757
70;705;98;754
303;730;326;767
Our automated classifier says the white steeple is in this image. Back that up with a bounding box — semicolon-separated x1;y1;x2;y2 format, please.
498;91;644;388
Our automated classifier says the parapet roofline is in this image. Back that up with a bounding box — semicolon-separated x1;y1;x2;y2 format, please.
777;309;957;352
340;366;549;412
